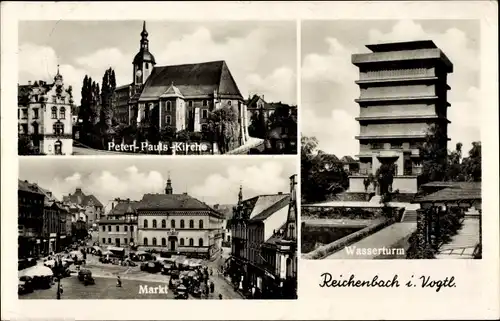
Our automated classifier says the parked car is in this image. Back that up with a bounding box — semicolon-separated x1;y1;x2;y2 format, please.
140;260;163;273
174;284;188;299
18;276;34;294
161;263;173;275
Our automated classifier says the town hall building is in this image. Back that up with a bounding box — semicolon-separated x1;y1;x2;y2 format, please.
113;22;251;147
18;68;74;155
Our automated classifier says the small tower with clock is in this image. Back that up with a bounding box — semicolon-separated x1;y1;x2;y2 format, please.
132;21;156;94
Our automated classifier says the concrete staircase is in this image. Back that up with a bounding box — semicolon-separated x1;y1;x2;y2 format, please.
401;209;418;222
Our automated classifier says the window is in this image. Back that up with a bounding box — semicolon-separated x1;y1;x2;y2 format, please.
116;226;119;232
180;238;184;246
202;109;208;119
227;101;232;106
189;220;194;228
180;219;185;228
102;238;106;244
51;107;57;119
59;107;66;119
201;124;208;132
145;63;149;70
115;238;120;245
199;220;204;229
189;238;194;246
152;219;157;228
143;219;148;228
52;96;57;103
152;237;157;246
161;219;166;228
143;237;148;246
53;122;64;135
166;115;171;125
199;238;204;247
108;238;111;244
124;226;128;232
32;123;39;135
166;101;172;112
188;101;193;107
102;226;105;232
33;108;39;119
130;238;134;244
171;220;176;228
203;100;208;107
130;226;134;232
18;109;20;119
21;124;28;134
108;226;111;232
124;238;128;245
161;238;166;246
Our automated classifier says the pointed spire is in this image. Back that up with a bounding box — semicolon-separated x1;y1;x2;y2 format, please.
165;172;173;194
238;185;243;204
141;21;148;37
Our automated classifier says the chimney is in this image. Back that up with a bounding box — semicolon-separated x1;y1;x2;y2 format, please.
47;192;52;197
183;192;188;195
213;204;219;209
76;188;82;193
127;198;130;202
112;203;114;210
278;192;283;195
262;95;265;101
28;81;32;86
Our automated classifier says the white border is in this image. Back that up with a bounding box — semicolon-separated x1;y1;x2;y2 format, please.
2;1;499;320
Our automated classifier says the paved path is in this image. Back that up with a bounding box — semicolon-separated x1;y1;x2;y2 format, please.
302;218;376;227
325;222;417;260
436;218;480;259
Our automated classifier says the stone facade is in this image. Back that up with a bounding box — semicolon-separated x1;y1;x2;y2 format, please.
349;40;453;193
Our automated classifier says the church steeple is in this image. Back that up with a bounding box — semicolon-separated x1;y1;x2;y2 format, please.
133;21;156;89
165;172;173;195
285;174;297;241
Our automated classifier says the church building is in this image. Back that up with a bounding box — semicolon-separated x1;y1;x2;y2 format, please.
18;67;74;155
113;22;250;146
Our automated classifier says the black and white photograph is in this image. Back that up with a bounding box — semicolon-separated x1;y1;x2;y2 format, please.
18;20;298;156
18;157;298;299
300;20;482;260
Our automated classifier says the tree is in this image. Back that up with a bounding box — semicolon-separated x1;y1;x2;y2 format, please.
301;135;349;203
462;141;481;182
376;162;395;200
207;105;240;154
100;68;116;129
446;142;465;181
419;124;448;184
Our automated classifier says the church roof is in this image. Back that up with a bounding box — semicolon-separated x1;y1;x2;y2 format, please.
160;83;184;98
108;201;140;215
139;60;243;101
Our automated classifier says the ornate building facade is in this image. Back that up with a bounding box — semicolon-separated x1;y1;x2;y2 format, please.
136;177;225;259
18;67;74;155
112;22;251;147
98;199;139;248
349;40;453;193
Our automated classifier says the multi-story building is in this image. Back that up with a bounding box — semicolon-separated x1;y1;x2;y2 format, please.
349;40;453;193
230;183;295;298
98;199;139;248
111;22;250;148
18;180;45;258
63;187;104;228
136;177;225;258
18;67;74;155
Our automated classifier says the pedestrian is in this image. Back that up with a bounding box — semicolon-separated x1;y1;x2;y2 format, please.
219;294;223;300
116;276;122;287
210;280;215;293
251;285;256;298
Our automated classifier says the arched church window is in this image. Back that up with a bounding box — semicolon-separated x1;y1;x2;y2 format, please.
60;107;66;119
166;101;172;112
51;107;57;119
166;115;171;125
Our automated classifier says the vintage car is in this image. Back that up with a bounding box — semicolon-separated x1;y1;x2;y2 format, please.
161;263;173;275
78;268;95;285
140;260;163;273
174;284;188;299
18;276;34;294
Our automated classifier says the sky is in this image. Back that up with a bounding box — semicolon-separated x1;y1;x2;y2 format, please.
18;157;297;212
18;20;296;105
301;19;481;158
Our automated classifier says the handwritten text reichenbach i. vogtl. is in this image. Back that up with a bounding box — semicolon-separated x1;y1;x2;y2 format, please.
320;273;401;288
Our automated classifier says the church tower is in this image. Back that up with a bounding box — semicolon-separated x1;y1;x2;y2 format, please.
133;21;156;93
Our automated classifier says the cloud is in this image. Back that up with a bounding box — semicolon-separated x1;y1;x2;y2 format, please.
51;166;165;211
20;26;295;108
190;161;288;204
301;20;481;156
